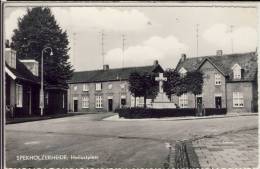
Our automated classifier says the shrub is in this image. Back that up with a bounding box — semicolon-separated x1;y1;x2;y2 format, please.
115;107;227;119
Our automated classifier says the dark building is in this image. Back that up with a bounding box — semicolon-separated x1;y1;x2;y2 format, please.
5;47;68;117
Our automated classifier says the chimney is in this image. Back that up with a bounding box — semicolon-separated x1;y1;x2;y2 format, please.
181;53;186;62
153;60;159;66
216;50;223;56
5;48;16;69
103;64;109;70
20;60;39;76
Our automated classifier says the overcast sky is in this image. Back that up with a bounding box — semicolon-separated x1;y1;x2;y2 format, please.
4;3;257;71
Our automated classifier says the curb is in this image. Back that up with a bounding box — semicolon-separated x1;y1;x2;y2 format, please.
174;140;201;168
103;113;258;122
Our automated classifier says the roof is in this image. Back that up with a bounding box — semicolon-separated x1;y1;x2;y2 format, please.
6;59;40;84
176;52;257;82
68;64;164;84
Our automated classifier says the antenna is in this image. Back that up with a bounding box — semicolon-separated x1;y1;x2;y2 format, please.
101;30;105;67
73;32;76;68
230;25;234;53
122;34;126;69
196;24;199;57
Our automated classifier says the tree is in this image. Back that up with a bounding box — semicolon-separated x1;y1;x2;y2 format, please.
11;7;73;85
128;71;158;108
164;69;203;101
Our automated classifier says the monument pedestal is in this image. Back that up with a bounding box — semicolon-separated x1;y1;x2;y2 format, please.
152;73;176;109
152;92;176;109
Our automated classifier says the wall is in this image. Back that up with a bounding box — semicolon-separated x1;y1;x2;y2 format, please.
226;82;254;112
68;80;132;112
199;60;226;108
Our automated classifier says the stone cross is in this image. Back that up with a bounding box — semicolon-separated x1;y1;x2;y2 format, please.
155;73;167;93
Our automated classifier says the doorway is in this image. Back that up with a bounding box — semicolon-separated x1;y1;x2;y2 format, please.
196;97;202;108
108;99;113;111
74;99;78;112
215;96;222;108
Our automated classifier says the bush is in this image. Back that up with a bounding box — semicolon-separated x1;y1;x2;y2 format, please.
204;108;227;116
115;107;227;119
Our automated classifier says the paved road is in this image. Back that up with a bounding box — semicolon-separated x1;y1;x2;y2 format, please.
5;114;258;168
193;129;258;168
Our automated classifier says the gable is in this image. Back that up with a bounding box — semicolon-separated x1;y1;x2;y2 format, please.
198;58;225;76
231;63;241;70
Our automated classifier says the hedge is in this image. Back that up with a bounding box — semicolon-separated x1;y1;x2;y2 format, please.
115;108;227;119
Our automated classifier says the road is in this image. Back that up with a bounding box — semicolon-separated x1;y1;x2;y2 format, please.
5;114;258;168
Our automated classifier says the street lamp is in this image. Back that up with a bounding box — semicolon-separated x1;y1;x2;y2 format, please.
40;47;53;116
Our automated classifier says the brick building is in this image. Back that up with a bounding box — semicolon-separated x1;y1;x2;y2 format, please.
67;61;163;112
173;50;258;113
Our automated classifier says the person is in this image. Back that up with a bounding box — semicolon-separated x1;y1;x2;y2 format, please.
202;104;206;116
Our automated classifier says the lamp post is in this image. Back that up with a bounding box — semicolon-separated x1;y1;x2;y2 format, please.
40;47;53;116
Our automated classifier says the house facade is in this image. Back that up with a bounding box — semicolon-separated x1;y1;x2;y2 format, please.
67;61;164;112
5;47;68;117
173;50;258;113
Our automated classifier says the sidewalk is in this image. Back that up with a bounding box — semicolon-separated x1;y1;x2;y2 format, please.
175;129;258;168
103;112;258;121
6;112;86;124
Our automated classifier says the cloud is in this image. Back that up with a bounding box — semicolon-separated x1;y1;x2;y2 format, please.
5;8;27;40
52;7;151;33
105;35;189;68
203;23;257;53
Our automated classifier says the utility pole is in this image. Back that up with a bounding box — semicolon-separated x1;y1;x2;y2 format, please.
101;30;105;66
230;25;234;53
196;24;199;57
122;34;126;69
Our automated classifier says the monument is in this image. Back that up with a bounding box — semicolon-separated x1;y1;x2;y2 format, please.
152;73;176;108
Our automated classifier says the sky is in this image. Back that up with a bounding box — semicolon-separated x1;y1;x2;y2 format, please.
4;3;258;71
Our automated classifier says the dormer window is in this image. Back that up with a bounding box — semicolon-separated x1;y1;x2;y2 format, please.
232;64;241;80
179;67;187;78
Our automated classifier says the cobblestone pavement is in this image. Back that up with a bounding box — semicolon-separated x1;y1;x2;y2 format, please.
193;129;258;168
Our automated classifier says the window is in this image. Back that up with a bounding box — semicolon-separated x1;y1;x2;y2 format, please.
215;74;221;85
108;84;113;90
95;83;102;91
233;92;244;107
120;83;125;89
16;84;23;107
232;64;241;80
83;84;89;91
45;92;49;105
82;96;89;108
179;93;188;108
74;85;77;91
62;94;65;108
95;95;103;108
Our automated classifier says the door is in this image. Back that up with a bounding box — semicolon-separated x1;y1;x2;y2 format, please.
215;96;222;108
196;97;202;108
108;99;113;111
74;100;78;112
